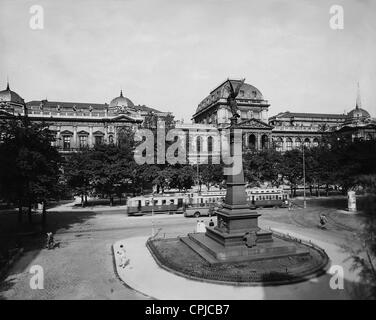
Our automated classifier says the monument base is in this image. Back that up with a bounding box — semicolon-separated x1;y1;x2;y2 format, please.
181;231;309;265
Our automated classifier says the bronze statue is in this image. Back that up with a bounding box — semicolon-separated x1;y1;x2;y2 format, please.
226;78;245;123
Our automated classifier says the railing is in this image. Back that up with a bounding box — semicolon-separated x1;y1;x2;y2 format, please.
146;228;330;285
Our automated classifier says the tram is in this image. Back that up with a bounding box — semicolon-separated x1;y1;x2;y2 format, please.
126;188;288;216
246;188;289;208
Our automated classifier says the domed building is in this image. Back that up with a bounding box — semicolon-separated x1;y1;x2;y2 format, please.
189;79;273;151
337;85;376;141
108;90;137;115
0;82;25;115
0;83;172;152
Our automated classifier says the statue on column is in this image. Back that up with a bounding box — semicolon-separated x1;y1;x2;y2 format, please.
226;78;245;125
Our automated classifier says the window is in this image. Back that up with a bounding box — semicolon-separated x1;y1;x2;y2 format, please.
109;135;114;144
286;138;293;151
79;135;87;148
95;136;103;145
63;136;71;150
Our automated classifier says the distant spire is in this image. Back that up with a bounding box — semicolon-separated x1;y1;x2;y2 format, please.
120;89;123;97
6;76;9;90
356;82;361;109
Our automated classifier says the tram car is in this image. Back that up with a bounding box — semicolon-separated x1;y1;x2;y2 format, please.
126;195;186;216
246;188;289;208
126;188;288;216
126;192;226;217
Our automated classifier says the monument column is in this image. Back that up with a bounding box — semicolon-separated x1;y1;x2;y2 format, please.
89;126;93;147
257;134;261;151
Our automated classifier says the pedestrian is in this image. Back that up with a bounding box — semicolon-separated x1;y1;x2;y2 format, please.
195;220;200;233
117;244;129;268
209;219;215;227
197;220;206;233
319;214;327;229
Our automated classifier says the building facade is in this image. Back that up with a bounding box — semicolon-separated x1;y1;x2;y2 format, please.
0;84;171;152
189;79;376;153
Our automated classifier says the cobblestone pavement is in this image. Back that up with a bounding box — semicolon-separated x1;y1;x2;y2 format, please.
0;197;364;300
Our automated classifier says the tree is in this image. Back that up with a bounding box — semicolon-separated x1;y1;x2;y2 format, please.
200;164;224;190
64;148;93;206
0;116;62;226
281;149;302;197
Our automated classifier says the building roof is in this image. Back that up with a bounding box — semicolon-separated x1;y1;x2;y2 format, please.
0;83;24;105
194;78;267;116
109;90;135;110
26;98;163;114
270;111;347;120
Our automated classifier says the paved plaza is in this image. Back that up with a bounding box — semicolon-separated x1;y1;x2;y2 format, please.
0;197;366;300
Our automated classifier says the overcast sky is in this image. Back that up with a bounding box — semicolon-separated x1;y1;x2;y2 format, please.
1;0;375;121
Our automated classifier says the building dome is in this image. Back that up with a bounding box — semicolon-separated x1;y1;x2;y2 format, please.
196;79;265;114
347;106;370;120
109;90;135;112
0;83;24;105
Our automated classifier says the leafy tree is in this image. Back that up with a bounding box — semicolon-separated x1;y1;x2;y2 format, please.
200;164;224;190
0;116;62;226
281;149;303;197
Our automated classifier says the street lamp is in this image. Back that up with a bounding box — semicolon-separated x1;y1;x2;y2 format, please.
302;144;307;209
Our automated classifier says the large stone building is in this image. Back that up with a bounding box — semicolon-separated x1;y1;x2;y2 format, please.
0;83;171;152
1;79;375;157
188;79;376;153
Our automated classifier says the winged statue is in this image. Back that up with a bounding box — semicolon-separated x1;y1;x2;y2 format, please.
226;78;245;123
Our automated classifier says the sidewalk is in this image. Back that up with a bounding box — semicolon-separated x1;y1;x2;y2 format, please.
113;226;359;299
47;197;128;212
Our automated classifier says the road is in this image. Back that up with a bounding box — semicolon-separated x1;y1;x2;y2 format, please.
0;199;364;300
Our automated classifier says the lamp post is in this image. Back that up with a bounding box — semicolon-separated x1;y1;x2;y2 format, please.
151;193;155;237
302;144;307;209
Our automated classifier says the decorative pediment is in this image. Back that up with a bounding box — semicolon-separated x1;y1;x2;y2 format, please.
60;130;73;135
110;114;142;122
237;118;273;130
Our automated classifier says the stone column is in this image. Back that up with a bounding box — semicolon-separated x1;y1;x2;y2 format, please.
282;137;287;152
89;126;93;148
56;125;61;148
73;126;78;149
257;134;262;151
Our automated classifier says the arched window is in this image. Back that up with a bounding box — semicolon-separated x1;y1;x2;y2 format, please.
248;134;256;149
196;136;202;153
208;136;213;152
286;137;293;151
295;138;301;148
312;138;319;147
304;138;310;148
275;137;283;152
366;133;373;141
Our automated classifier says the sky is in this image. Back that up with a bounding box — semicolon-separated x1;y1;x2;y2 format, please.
0;0;375;122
